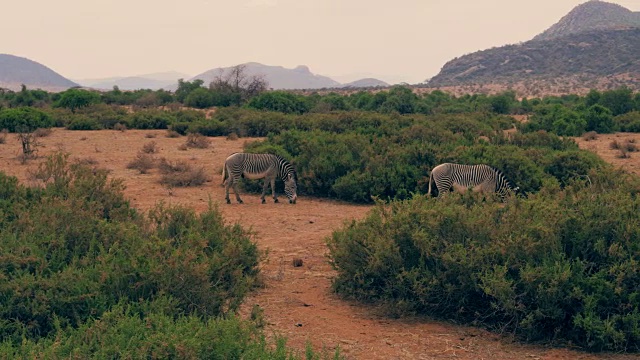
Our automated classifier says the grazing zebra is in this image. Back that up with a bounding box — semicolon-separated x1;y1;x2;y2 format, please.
428;163;519;201
222;152;297;204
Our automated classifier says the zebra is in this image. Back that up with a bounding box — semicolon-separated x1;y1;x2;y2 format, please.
427;163;519;201
222;152;297;204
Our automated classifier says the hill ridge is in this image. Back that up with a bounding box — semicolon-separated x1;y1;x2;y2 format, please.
0;54;78;91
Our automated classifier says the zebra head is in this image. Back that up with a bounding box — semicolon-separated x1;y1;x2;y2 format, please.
284;172;297;204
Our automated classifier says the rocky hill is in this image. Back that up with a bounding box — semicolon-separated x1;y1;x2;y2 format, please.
534;0;640;41
190;62;341;90
0;54;78;91
341;78;389;88
427;1;640;93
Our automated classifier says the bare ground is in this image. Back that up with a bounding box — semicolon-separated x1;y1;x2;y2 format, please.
0;129;638;360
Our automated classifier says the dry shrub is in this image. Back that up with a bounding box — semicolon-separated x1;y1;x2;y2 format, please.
142;141;158;154
127;153;156;174
33;128;53;138
113;123;127;132
166;130;181;138
227;132;239;141
185;133;211;149
75;157;98;166
582;131;598;141
0;129;7;144
79;136;88;141
17;132;40;163
178;144;188;151
158;158;190;174
145;133;157;138
617;149;631;159
158;158;208;187
610;139;638;153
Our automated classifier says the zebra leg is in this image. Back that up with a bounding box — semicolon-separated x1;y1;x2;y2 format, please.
261;178;269;204
225;176;232;204
231;177;243;204
271;177;278;203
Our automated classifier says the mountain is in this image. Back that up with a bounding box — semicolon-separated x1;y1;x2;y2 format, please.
190;63;341;90
341;78;389;88
533;0;640;41
77;71;189;90
0;54;78;91
427;1;640;92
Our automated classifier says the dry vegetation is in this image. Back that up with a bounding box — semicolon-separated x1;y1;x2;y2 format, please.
185;133;211;149
1;129;639;360
141;141;158;154
126;153;156;174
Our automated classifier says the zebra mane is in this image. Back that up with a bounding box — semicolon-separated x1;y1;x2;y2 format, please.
274;154;296;179
493;167;516;190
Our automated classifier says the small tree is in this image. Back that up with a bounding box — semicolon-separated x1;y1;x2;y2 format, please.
184;88;215;109
209;64;268;105
175;79;204;103
585;104;614;133
55;89;100;113
16;126;41;163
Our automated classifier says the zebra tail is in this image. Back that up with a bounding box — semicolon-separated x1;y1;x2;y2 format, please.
427;171;433;197
221;165;227;186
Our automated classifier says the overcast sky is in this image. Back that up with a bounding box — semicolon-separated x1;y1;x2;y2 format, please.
3;0;638;84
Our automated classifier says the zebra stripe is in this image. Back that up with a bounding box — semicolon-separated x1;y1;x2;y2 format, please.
428;163;518;201
222;153;297;204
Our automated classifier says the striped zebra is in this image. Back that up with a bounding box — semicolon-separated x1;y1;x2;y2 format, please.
222;152;297;204
428;163;519;201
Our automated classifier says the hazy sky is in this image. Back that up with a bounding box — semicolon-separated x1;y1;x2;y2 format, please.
3;0;639;84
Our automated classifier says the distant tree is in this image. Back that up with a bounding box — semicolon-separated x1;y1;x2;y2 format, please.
135;92;163;108
154;89;174;105
54;89;100;113
489;91;516;114
585;104;614;133
11;84;35;107
209;64;268;105
175;79;204;103
520;97;533;113
598;87;634;116
380;86;417;114
584;89;601;108
313;93;350;112
0;107;53;132
247;91;309;114
184;88;215;109
348;91;375;110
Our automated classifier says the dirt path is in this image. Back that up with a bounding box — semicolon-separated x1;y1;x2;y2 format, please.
0;129;638;359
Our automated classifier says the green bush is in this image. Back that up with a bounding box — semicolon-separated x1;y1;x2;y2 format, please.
543;150;604;187
247;91;310;114
328;171;640;351
585;104;614;133
614;111;640;132
0;107;54;132
188;119;229;136
0;153;260;344
0;302;341;359
127;109;175;129
66;115;102;130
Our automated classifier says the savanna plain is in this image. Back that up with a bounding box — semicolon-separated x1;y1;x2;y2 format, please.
1;127;639;360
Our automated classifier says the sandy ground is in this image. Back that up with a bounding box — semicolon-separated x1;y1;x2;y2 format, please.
0;129;639;360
